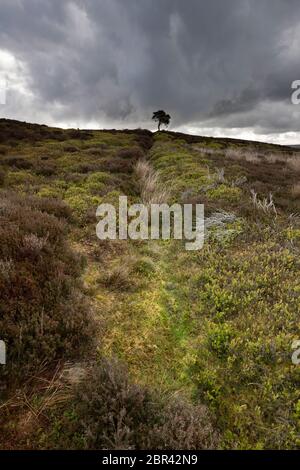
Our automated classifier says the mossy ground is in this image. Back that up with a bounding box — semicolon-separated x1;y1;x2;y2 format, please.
0;120;299;449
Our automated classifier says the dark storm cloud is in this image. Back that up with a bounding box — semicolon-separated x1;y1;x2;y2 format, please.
1;0;300;135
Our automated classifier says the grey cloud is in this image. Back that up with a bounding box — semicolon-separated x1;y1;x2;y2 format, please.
1;0;300;138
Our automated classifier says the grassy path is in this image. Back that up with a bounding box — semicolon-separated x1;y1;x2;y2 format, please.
80;186;197;395
99;240;197;393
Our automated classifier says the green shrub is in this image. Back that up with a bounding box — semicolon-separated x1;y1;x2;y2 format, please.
207;184;242;201
207;323;234;358
83;172;111;194
6;170;36;186
64;187;101;219
133;257;156;278
38;186;64;199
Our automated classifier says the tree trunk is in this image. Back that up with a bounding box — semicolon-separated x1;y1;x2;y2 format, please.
158;121;161;131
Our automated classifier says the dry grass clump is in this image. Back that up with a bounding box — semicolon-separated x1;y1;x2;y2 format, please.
193;146;222;156
70;359;219;450
250;189;277;215
0;192;94;385
259;151;300;170
225;146;300;171
264;153;287;164
225;147;261;163
231;175;247;187
103;263;134;291
3;364;73;425
0;362;86;448
287;154;300;172
214;167;226;183
135;159;170;205
102;254;156;291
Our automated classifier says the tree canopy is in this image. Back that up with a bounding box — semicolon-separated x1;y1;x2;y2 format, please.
152;110;171;131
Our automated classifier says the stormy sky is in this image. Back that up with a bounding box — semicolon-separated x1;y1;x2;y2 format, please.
1;0;300;143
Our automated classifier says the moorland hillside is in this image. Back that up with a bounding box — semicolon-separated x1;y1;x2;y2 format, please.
0;118;299;449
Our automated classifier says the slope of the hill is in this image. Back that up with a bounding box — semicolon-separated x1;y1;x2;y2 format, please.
0;119;299;449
